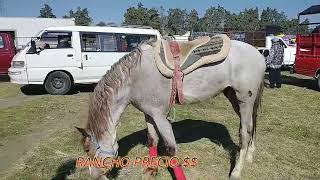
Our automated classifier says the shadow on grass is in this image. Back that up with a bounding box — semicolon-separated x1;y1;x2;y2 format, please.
20;84;96;96
264;72;318;91
52;159;77;180
53;119;238;179
0;75;10;82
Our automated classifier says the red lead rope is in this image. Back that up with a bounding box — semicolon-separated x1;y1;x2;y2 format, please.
168;41;185;110
166;41;187;180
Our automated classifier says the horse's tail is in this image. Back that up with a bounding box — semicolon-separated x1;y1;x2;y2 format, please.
252;81;264;139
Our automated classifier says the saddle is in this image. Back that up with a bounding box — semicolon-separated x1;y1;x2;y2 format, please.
155;34;231;77
153;34;231;109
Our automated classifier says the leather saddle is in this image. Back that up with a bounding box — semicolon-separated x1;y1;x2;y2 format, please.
155;34;231;77
161;36;211;70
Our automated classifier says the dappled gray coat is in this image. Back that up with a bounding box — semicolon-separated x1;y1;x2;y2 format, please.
266;42;284;69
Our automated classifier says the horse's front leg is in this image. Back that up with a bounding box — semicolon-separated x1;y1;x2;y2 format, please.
151;113;186;180
143;114;160;176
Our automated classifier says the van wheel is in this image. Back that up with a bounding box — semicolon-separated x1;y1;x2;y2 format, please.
45;71;72;95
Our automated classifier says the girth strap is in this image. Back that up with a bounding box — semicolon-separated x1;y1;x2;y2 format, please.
168;41;184;109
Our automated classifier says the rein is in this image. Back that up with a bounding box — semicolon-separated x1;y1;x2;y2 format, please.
168;41;185;110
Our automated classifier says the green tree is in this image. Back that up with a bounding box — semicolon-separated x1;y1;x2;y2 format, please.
238;8;260;31
63;7;92;26
299;19;311;34
201;5;229;32
167;8;188;34
123;2;146;25
159;6;167;34
123;3;161;30
187;9;200;32
260;7;287;28
146;8;161;30
225;12;240;31
39;4;56;18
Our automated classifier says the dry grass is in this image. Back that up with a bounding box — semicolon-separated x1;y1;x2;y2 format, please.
0;82;21;98
1;73;320;179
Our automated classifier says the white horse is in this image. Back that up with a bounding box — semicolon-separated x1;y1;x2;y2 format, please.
76;37;266;179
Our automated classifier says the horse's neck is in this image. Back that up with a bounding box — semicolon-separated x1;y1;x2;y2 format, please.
110;87;131;127
98;84;131;150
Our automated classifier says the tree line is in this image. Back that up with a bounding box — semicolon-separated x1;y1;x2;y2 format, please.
39;3;308;35
39;4;92;26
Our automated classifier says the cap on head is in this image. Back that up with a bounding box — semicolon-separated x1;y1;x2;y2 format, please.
271;37;280;43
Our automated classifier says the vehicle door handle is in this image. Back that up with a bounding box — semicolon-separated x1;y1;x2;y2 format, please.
84;54;88;60
67;54;73;57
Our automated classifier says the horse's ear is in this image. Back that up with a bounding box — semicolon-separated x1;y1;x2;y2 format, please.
75;127;90;137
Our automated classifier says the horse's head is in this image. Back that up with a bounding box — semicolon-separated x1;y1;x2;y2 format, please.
76;127;117;178
75;127;97;158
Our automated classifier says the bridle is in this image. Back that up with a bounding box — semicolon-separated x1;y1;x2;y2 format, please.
84;132;118;177
90;131;118;158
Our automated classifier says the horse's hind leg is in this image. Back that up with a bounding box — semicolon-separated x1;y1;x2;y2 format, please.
144;114;160;175
230;94;255;180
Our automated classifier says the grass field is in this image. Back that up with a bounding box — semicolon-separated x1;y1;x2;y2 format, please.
0;72;319;180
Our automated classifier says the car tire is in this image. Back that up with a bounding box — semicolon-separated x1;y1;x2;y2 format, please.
290;66;294;74
317;74;320;90
44;71;72;95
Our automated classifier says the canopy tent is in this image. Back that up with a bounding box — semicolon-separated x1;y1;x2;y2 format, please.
299;5;320;15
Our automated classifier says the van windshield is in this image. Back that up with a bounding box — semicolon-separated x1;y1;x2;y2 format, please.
36;31;72;50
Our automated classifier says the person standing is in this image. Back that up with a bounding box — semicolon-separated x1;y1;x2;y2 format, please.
266;38;284;88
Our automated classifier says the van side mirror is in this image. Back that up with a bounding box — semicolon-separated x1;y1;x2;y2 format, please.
29;40;37;54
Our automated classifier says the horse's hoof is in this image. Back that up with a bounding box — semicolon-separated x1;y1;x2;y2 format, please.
246;154;253;163
143;167;158;176
99;175;109;180
229;171;241;180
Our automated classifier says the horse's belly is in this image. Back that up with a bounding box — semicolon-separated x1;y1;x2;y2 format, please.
182;65;229;103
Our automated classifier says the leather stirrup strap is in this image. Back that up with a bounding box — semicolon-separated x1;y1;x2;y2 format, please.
168;41;185;109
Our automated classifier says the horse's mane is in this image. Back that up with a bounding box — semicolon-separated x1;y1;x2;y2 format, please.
86;46;145;140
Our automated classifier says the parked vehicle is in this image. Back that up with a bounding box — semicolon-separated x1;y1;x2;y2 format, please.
0;33;16;75
257;35;296;68
8;26;161;95
0;17;75;50
294;5;320;89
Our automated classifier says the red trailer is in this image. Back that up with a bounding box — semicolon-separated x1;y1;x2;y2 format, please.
295;5;320;89
0;33;16;75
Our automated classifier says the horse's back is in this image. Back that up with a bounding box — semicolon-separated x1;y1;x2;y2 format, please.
227;40;266;92
229;40;266;68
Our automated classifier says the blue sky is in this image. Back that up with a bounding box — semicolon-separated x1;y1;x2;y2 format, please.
1;0;319;24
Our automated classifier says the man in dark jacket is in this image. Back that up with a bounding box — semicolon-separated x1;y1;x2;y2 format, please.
266;38;284;88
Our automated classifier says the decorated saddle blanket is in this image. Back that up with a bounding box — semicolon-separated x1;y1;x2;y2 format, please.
154;34;231;77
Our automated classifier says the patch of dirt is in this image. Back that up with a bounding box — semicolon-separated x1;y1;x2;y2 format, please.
0;95;89;177
0;95;43;109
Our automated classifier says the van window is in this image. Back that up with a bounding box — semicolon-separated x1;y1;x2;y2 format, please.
119;34;155;52
81;33;118;52
37;31;72;49
99;34;118;52
0;36;4;48
81;34;98;52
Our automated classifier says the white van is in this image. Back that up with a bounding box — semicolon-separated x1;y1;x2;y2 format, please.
8;26;161;95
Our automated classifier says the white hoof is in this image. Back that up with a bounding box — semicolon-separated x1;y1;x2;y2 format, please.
246;153;253;163
230;171;241;180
